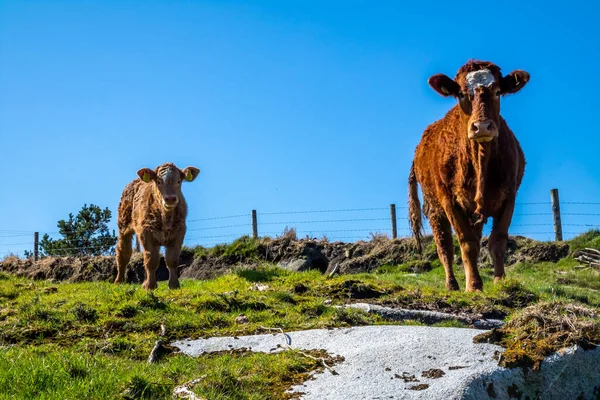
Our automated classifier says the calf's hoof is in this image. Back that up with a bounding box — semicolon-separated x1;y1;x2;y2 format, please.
493;275;506;284
168;280;181;290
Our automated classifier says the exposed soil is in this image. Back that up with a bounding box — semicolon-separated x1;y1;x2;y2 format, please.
421;368;445;379
0;235;572;284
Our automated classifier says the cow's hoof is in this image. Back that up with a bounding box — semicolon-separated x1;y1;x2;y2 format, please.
142;281;157;291
465;282;483;293
446;279;459;291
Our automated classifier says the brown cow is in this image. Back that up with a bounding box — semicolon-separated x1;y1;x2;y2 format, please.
114;162;200;290
408;60;529;292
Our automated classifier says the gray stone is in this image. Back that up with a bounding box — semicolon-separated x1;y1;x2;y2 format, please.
278;258;312;272
341;303;504;330
172;325;600;400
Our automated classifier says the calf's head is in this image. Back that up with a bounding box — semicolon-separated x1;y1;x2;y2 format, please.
137;163;200;211
428;60;530;142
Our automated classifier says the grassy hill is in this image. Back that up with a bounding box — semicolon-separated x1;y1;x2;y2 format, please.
0;231;599;399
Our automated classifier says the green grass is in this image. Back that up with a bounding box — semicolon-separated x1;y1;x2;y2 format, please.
0;256;599;399
193;235;263;261
0;344;331;400
568;229;600;253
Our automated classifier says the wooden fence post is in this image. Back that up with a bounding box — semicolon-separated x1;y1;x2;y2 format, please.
550;188;563;241
34;232;39;261
134;235;141;253
390;204;397;239
252;210;258;239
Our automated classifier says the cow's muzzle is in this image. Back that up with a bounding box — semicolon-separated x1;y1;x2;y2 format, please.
468;119;498;142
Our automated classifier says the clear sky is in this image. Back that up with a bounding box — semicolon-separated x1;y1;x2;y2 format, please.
1;0;599;256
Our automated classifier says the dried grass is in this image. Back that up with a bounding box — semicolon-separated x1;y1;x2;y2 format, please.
474;302;600;370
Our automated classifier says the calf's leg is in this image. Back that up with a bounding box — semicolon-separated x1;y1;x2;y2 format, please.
114;231;133;284
165;246;182;289
141;242;160;291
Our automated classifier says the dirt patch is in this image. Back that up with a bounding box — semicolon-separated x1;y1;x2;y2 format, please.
0;253;174;284
330;280;386;300
407;384;429;391
395;372;419;382
421;368;445;379
473;302;600;370
478;236;570;268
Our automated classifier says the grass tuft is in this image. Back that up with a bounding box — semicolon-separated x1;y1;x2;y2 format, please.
71;303;98;323
474;302;600;370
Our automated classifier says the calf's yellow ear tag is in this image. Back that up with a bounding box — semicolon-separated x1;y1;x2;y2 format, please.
142;172;150;182
186;171;194;181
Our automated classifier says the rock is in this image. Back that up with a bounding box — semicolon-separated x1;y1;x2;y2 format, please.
278;258;312;272
172;325;600;400
250;283;269;292
234;314;249;324
340;303;504;330
325;256;343;276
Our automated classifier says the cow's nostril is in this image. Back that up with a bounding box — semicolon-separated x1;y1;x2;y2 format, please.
471;123;479;133
164;196;177;204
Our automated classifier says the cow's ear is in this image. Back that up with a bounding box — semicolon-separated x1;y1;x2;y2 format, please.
501;70;530;95
428;74;461;98
182;167;200;182
137;168;157;183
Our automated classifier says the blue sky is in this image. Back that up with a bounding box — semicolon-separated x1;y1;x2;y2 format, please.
1;0;599;255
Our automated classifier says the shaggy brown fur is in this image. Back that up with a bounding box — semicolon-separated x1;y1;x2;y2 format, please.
409;60;530;292
114;162;200;290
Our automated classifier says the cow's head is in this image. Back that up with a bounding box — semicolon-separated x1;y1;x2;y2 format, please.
137;162;200;211
428;60;530;142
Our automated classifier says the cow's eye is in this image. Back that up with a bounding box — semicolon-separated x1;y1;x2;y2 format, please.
495;90;501;97
458;92;465;99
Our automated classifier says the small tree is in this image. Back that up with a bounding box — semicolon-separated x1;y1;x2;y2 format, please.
40;204;117;257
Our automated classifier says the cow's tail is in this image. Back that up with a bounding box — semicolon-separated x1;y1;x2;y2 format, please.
408;162;423;254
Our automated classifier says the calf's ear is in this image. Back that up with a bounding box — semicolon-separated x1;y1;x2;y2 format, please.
182;167;200;182
137;168;157;183
501;70;530;95
428;74;461;98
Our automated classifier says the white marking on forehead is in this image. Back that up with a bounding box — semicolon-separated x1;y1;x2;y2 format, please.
465;69;495;94
159;167;177;182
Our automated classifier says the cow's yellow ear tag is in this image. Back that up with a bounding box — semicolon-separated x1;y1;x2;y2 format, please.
186;171;194;181
142;172;150;182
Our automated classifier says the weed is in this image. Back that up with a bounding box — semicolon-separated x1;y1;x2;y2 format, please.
116;304;139;318
71;303;98;323
138;292;167;310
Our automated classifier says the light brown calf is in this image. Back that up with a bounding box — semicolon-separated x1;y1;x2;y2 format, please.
114;162;200;290
409;60;530;292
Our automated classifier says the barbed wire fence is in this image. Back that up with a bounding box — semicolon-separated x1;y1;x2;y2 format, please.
1;189;599;259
